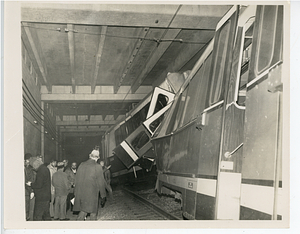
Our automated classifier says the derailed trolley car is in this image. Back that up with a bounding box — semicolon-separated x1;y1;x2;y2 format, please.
152;5;284;220
113;87;175;171
102;76;186;179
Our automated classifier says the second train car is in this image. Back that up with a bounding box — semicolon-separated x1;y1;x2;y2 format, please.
152;5;285;220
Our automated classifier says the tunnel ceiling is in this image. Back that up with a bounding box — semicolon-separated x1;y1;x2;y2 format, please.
21;3;232;139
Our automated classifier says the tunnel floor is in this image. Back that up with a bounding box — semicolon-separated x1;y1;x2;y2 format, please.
64;180;182;220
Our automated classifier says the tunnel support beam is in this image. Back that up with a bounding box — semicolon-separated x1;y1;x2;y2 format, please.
56;120;117;126
91;26;107;94
41;93;148;102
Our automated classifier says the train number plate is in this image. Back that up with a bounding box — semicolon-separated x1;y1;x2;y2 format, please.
188;182;193;189
220;161;234;170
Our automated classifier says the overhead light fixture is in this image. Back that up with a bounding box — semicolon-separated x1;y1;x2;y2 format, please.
33;120;38;124
45;130;48;134
52;137;55;140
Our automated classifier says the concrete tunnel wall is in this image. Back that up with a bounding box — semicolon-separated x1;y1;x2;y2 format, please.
22;44;56;163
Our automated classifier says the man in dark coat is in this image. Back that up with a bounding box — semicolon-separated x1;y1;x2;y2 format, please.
24;153;36;221
31;155;51;221
73;150;106;220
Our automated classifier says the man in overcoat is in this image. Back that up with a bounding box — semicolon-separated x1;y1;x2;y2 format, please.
31;155;51;221
24;153;36;221
73;150;106;220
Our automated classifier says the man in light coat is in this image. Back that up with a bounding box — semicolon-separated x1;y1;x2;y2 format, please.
73;150;106;220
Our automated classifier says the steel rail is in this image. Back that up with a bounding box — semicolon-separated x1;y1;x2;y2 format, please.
122;187;181;220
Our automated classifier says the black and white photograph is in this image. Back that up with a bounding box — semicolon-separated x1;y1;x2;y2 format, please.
2;0;292;231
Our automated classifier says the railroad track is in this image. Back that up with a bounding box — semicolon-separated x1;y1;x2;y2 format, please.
122;187;181;220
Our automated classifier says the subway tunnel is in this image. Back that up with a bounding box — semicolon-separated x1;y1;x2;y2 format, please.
3;2;287;225
21;3;231;165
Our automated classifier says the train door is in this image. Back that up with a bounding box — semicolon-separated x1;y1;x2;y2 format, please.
194;6;238;220
215;6;256;220
240;5;284;220
215;5;284;220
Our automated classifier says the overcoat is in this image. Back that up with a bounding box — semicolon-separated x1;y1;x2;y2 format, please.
73;158;106;213
64;167;76;193
52;170;71;197
25;165;36;195
31;164;51;202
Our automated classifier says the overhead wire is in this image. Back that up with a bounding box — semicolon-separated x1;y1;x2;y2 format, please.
22;81;57;136
22;81;60;142
22;81;55;125
22;86;56;135
23;102;59;143
23;99;59;142
20;20;209;45
23;97;57;139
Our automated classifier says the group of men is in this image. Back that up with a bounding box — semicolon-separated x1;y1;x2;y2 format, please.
24;148;112;221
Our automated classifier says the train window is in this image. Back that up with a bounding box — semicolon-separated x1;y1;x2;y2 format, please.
152;107;171;138
121;123;128;138
256;6;277;74
181;54;212;126
153;94;169;115
130;131;150;151
237;23;254;106
114;127;122;145
146;88;174;119
149;114;165;132
166;95;181;135
126;118;135;136
209;21;231;105
126;102;150;136
140;102;150;121
173;87;189;131
193;54;213;117
178;85;191;128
